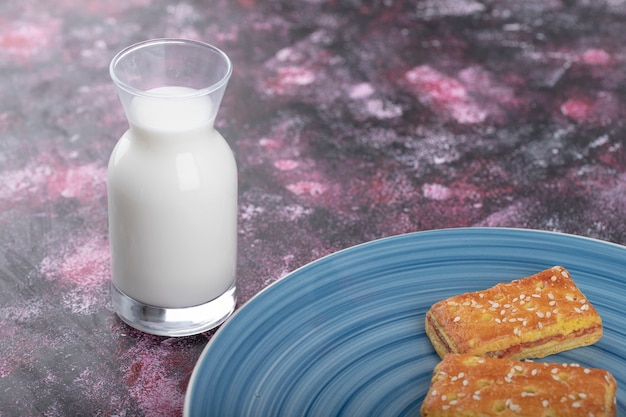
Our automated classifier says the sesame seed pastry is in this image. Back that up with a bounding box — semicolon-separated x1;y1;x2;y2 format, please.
421;354;617;417
425;266;602;360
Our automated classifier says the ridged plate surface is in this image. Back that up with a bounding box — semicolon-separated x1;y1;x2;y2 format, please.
185;228;626;416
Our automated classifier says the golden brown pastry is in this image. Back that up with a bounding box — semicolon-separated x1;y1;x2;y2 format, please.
425;266;602;360
421;354;617;417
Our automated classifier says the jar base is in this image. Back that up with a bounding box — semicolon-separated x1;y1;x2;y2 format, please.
111;282;236;337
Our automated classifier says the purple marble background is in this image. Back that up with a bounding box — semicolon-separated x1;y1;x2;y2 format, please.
1;0;625;415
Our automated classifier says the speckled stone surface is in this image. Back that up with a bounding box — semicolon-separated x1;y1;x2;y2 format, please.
1;0;625;415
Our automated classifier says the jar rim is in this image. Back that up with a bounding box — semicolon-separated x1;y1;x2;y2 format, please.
109;38;233;99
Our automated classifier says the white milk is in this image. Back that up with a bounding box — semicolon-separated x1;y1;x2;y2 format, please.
108;86;237;308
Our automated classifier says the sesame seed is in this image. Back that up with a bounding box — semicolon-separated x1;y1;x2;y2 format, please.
449;400;458;405
574;307;582;313
561;271;569;278
453;316;461;322
442;405;450;410
520;294;526;300
566;295;575;301
581;304;589;311
472;394;480;400
507;401;521;413
549;300;557;306
463;379;469;386
504;304;511;308
441;394;447;401
531;369;538;376
536;312;545;318
548;293;555;300
542;400;549;407
495;318;501;323
572;401;582;408
584;368;591;374
532;293;541;298
538;322;543;329
551;275;557;281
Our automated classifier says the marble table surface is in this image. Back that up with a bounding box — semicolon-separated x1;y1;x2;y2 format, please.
1;0;625;415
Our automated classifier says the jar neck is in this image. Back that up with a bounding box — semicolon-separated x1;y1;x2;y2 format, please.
128;120;217;144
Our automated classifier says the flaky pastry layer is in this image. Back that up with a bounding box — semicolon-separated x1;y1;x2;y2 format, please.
425;266;602;360
421;354;617;417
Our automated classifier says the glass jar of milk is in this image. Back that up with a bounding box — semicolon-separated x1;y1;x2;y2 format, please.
108;39;237;336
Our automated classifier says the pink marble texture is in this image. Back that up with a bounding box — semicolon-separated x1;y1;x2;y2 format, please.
1;0;625;415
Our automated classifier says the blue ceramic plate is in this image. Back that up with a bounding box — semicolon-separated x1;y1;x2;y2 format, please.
184;228;626;416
